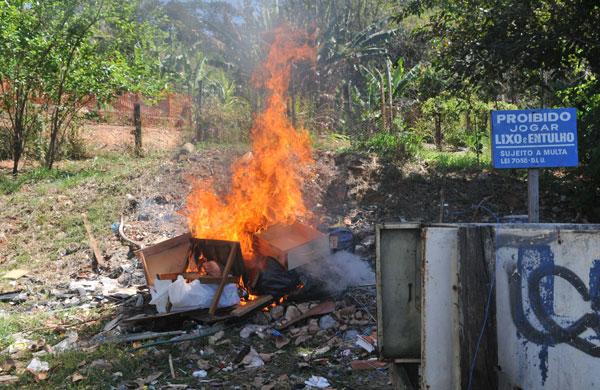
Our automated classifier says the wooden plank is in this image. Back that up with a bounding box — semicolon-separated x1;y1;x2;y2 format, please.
157;273;237;284
209;242;238;317
393;359;421;364
230;295;273;318
102;330;185;344
82;213;106;269
0;290;22;301
457;226;497;390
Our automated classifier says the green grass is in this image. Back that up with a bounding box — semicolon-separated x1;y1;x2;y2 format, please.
416;148;491;170
0;152;166;267
313;132;353;151
0;153;162;195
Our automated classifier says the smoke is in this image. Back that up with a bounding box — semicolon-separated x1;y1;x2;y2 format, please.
297;251;375;296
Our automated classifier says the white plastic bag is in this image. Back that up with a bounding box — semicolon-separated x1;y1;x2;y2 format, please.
168;276;214;311
149;279;172;313
167;276;240;312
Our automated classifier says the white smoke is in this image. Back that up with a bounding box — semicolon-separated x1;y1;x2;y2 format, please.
298;250;375;295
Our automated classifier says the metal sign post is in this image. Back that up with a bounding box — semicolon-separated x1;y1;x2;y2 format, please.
491;108;578;223
527;169;540;222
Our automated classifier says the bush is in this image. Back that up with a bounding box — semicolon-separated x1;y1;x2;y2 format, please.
356;129;424;159
199;96;252;143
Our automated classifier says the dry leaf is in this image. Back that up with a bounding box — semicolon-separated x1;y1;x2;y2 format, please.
71;372;85;382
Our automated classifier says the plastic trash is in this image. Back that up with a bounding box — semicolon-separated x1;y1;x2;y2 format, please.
192;370;208;378
169;276;239;312
149;279;172;313
27;358;49;374
111;222;120;234
304;375;330;388
328;227;354;252
355;335;375;353
241;347;265;368
150;276;239;313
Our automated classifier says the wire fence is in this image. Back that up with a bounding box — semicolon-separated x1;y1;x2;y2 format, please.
91;92;193;128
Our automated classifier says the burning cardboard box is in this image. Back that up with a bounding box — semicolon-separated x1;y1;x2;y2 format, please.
254;222;330;270
136;235;248;315
136;234;246;287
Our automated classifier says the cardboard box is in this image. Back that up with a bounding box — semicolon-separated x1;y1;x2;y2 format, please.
254;222;330;270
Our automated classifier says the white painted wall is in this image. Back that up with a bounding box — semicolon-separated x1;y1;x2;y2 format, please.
421;227;460;390
496;228;600;390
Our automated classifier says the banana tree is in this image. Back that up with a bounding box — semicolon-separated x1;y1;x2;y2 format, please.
358;57;420;132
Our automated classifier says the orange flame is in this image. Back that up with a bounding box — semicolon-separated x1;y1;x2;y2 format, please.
185;26;316;260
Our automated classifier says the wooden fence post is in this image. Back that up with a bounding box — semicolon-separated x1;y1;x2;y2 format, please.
194;80;203;142
134;102;142;156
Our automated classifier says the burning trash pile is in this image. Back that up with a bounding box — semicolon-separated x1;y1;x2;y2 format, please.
134;27;373;318
66;25;380;388
0;26;384;388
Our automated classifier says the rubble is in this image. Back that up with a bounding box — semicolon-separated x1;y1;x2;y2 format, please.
270;305;284;320
240;347;265;368
52;330;78;353
318;314;338;330
26;358;49;380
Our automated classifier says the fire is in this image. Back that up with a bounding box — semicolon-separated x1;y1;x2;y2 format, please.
185;26;316;260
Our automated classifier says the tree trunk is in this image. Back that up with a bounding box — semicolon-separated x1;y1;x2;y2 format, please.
345;79;352;126
386;59;394;128
12;103;24;176
434;112;442;151
380;77;387;132
12;125;22;176
45;111;60;169
466;109;472;134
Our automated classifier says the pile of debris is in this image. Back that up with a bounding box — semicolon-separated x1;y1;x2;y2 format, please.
86;221;383;387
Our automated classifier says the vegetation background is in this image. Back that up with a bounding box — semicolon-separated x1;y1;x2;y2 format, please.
1;0;598;220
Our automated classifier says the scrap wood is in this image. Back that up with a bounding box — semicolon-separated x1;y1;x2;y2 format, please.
0;375;19;385
350;360;388;370
209;242;238;317
0;290;22;301
2;269;28;280
118;214;143;249
82;213;106;269
157;272;237;284
103;314;123;332
276;300;336;330
101;330;185;345
131;323;224;351
168;354;176;379
230;295;274;318
121;309;204;324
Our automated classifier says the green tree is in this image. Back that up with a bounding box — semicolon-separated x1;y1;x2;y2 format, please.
400;0;600;219
0;0;166;172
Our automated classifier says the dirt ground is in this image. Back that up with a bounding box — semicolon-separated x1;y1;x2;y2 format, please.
0;132;582;388
81;123;185;154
